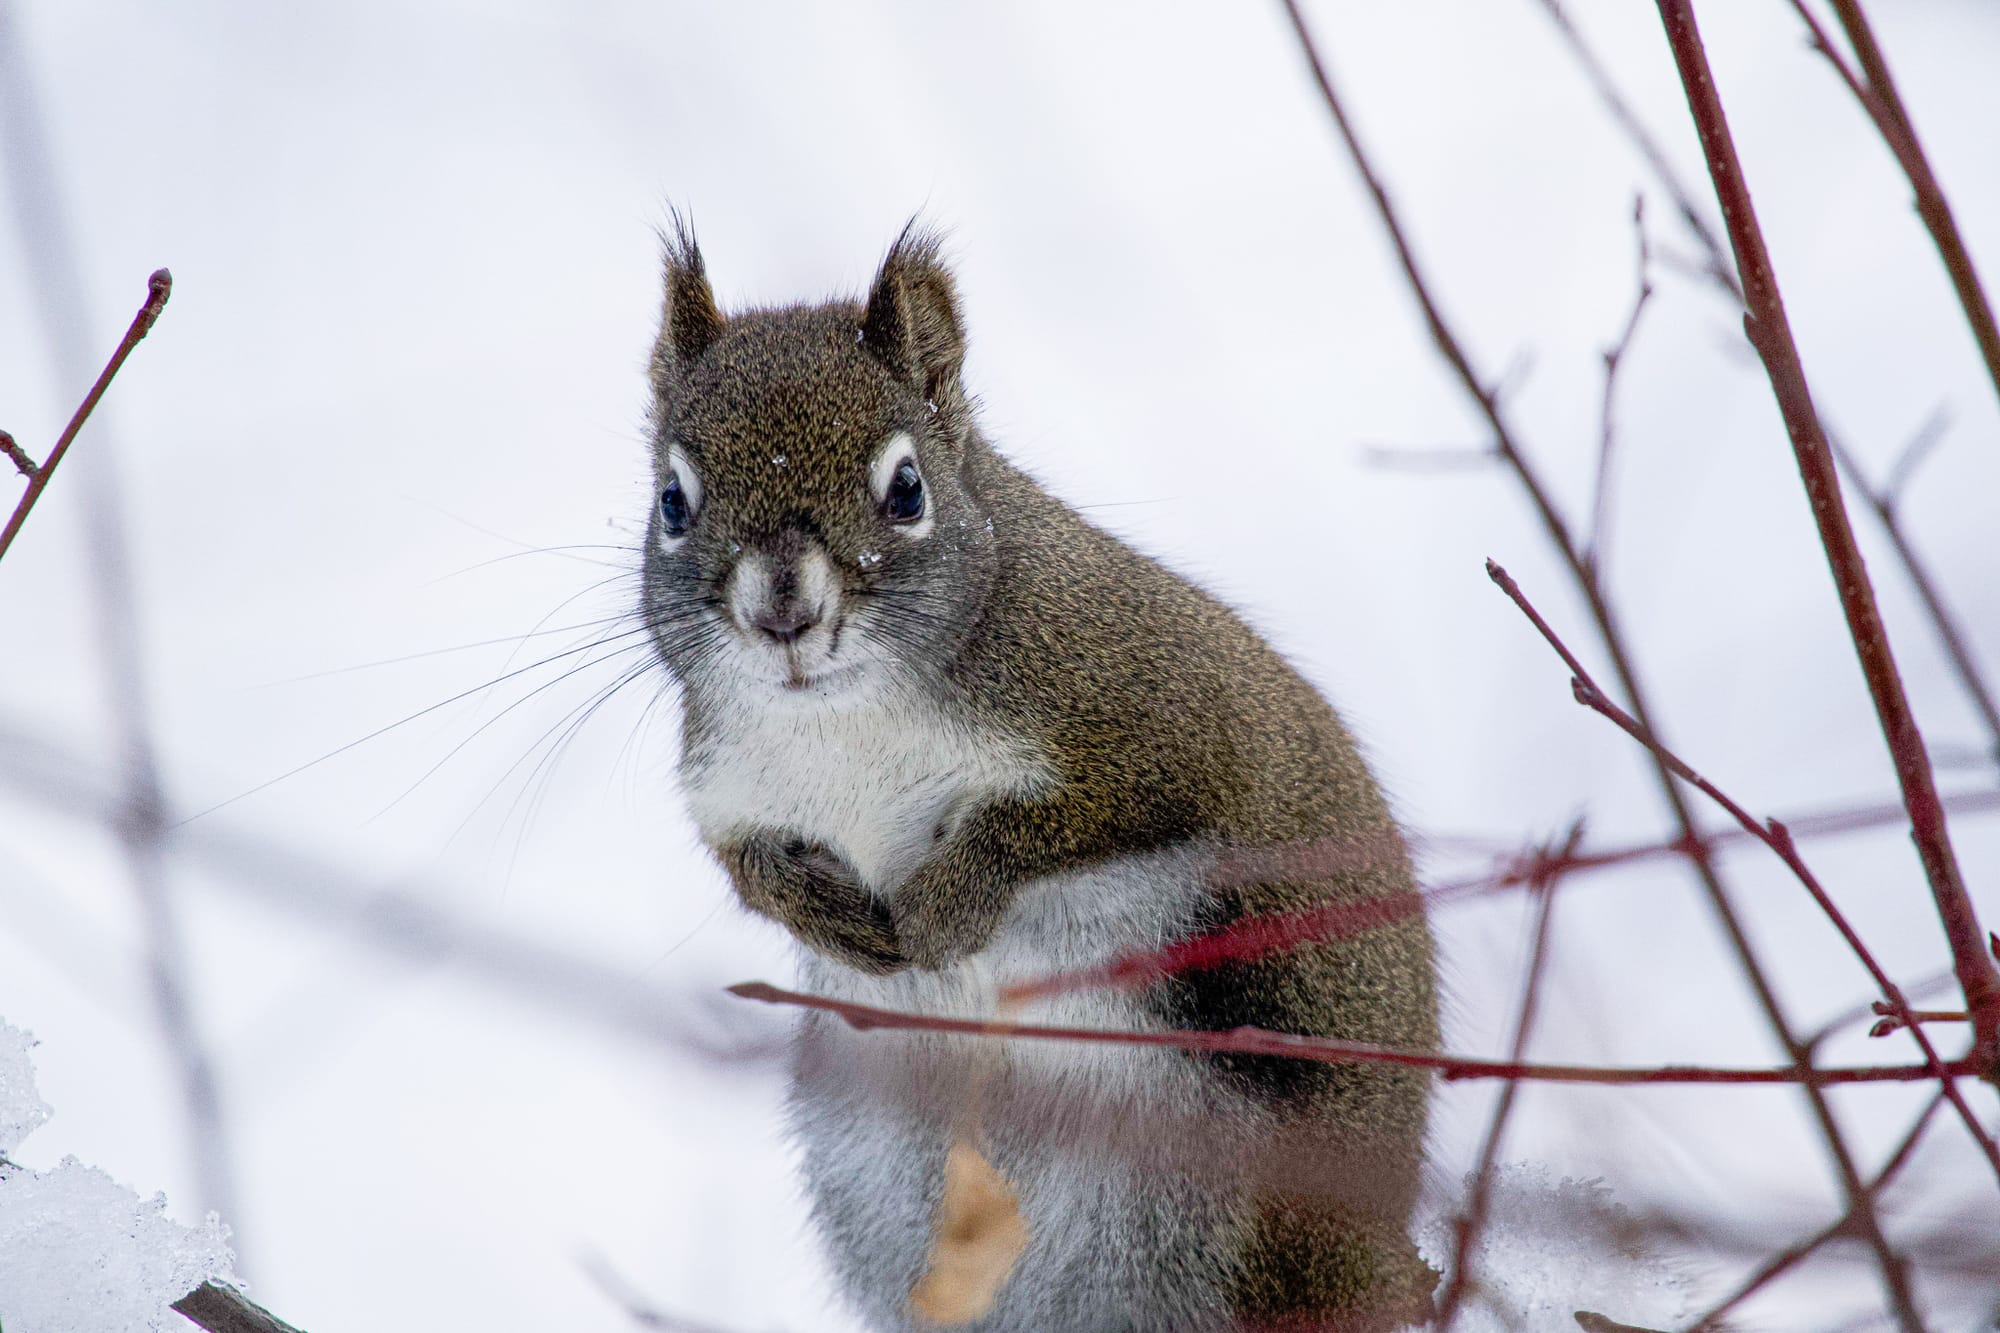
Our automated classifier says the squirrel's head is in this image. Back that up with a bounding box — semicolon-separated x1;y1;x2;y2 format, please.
640;220;996;699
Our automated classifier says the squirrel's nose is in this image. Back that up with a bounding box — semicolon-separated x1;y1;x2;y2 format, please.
750;605;819;645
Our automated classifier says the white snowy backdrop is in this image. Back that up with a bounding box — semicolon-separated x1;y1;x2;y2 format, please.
1;1;1997;1329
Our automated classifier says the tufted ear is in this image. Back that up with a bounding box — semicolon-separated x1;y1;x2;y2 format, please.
652;212;724;389
860;222;966;401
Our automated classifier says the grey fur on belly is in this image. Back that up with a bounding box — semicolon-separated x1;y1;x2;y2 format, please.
786;849;1246;1332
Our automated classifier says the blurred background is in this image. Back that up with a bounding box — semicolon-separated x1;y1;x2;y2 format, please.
2;1;1997;1328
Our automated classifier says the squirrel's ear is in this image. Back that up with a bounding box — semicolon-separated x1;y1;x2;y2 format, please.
861;223;965;400
653;213;724;385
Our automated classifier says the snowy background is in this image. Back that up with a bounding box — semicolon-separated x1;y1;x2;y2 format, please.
2;1;1998;1328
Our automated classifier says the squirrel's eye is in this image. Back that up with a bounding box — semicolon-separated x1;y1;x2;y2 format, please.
659;471;692;538
884;459;925;524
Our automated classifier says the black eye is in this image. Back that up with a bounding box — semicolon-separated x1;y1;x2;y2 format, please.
884;459;924;524
659;471;691;538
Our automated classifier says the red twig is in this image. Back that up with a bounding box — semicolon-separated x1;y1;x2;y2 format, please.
1001;787;2000;1012
1785;0;2000;421
727;982;1980;1088
1438;825;1575;1327
1001;840;1523;1007
1489;556;2000;1183
0;269;172;563
1868;1002;1969;1040
1655;0;2000;1078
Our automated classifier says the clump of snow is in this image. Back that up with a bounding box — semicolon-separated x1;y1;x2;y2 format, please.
0;1021;53;1155
0;1017;235;1333
1418;1164;1691;1332
0;1160;234;1333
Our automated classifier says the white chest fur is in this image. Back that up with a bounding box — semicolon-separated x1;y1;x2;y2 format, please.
678;677;1046;891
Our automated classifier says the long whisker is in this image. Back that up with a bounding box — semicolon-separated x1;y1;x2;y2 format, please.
248;613;642;687
174;617;662;827
368;631;664;820
424;544;643;585
491;658;660;887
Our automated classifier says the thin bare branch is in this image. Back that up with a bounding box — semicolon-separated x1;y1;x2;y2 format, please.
0;268;171;563
728;982;1980;1088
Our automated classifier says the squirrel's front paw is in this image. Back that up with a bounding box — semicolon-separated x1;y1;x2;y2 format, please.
890;860;1013;971
721;832;908;975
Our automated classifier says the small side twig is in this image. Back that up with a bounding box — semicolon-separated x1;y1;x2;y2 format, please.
1584;196;1656;573
1868;1001;1969;1039
0;268;171;563
1;429;37;476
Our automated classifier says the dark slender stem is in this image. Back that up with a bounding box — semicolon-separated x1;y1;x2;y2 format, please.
1655;0;1999;1077
1438;829;1572;1326
0;269;171;563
